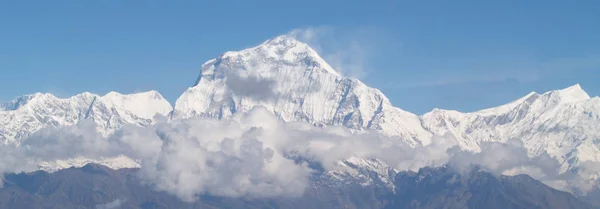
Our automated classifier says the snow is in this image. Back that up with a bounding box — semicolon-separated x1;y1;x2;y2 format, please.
553;83;591;102
102;90;173;119
0;91;173;144
172;35;432;146
475;92;537;116
37;155;140;172
420;83;600;174
220;35;340;77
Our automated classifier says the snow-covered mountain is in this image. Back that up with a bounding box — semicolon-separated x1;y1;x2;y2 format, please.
171;35;432;146
170;35;598;166
166;35;600;191
0;90;172;144
421;84;600;172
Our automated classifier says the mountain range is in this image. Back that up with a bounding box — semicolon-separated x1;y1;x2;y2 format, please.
3;36;599;173
1;35;599;207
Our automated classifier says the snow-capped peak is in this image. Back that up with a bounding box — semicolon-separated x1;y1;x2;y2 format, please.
546;84;591;103
101;90;172;119
260;35;303;48
440;84;592;117
173;35;431;146
213;35;340;77
0;93;55;111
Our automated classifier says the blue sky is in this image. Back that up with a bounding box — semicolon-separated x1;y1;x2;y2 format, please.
1;0;598;114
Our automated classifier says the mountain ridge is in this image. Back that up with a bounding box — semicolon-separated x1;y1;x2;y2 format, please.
0;90;173;144
426;83;591;116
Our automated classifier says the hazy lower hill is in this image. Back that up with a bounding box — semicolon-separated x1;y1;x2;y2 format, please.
0;164;592;209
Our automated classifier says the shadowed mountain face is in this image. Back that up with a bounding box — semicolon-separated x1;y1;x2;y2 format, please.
386;166;594;209
0;164;592;209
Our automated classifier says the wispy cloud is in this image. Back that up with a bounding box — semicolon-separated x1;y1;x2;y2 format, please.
287;26;382;79
539;54;600;74
385;54;600;89
391;73;537;89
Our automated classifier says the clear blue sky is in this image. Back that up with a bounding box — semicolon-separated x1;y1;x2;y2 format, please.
1;0;599;114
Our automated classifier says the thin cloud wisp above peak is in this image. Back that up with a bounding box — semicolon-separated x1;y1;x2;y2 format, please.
286;26;382;80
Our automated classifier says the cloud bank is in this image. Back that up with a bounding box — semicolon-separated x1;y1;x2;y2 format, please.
0;106;598;201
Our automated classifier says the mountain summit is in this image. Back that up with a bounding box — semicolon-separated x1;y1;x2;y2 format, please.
192;35;339;87
172;35;432;146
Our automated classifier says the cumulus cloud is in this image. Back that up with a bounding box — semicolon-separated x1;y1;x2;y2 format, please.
438;138;600;196
287;26;378;79
137;108;311;202
21;120;115;161
0;106;599;202
445;139;561;178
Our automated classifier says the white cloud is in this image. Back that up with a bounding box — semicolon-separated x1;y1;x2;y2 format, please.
0;106;598;201
287;26;377;79
446;139;561;177
137;108;312;202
